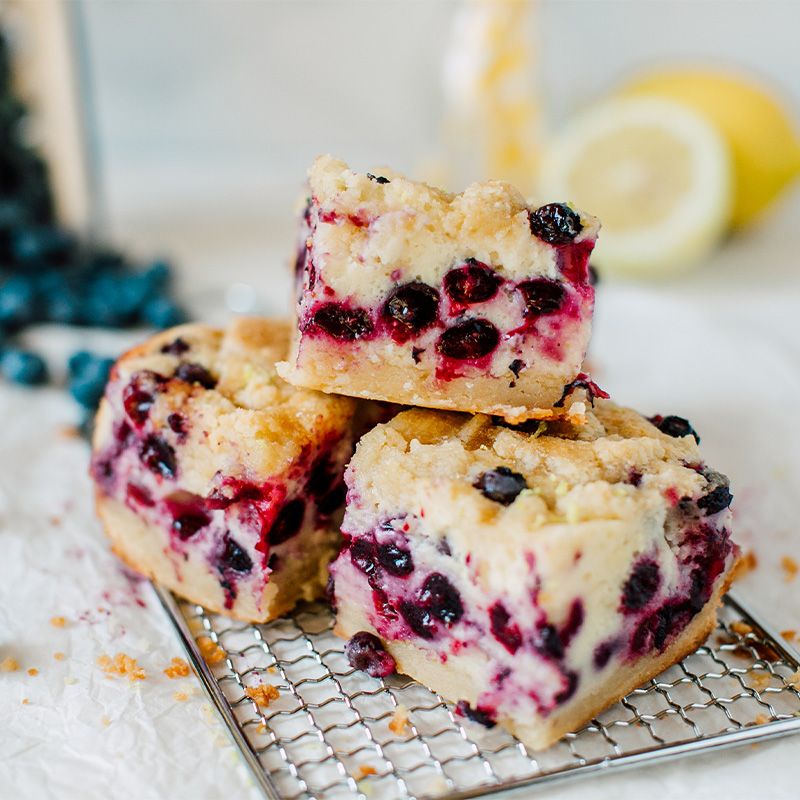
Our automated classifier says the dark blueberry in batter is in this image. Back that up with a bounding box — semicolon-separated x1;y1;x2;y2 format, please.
437;319;498;360
528;203;583;245
489;602;522;653
174;362;216;390
139;434;177;478
220;536;253;573
648;414;700;444
621;561;660;611
517;279;565;317
381;282;439;337
456;700;496;728
474;467;528;505
377;542;414;576
698;484;733;516
399;601;438;639
418;573;463;625
268;499;305;545
443;261;501;305
309;303;373;341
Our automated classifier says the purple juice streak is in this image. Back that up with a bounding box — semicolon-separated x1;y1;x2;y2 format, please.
489;602;522;654
267;498;305;545
126;483;154;507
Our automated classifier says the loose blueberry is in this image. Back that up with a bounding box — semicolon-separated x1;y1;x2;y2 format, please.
474;467;528;505
437;319;498;360
309;303;373;341
649;415;700;443
174;362;216;390
220;536;253;573
377;542;414;576
0;274;37;327
0;348;48;385
528;203;583;245
143;296;186;329
418;573;463;625
517;279;565;317
443;261;501;305
456;700;496;728
67;353;114;410
621;561;660;611
344;631;396;677
268;499;305;545
139;434;177;478
381;282;439;339
489;602;522;653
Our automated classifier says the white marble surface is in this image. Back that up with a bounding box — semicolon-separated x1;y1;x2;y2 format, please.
2;188;800;799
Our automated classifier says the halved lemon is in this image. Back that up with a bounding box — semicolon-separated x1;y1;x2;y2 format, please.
621;67;800;228
538;96;732;279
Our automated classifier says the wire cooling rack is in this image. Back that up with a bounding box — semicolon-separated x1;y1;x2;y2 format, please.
153;586;800;800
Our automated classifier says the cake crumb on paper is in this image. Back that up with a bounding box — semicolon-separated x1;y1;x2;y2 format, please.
54;652;66;661
97;653;146;681
732;550;757;580
172;690;188;702
64;676;77;686
780;630;797;642
353;765;377;781
164;657;190;678
781;555;798;582
1;657;19;672
389;705;409;734
50;616;67;627
730;621;753;636
197;636;226;665
245;684;280;707
101;715;110;727
28;668;38;676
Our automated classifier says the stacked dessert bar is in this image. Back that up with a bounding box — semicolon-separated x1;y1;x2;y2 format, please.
91;156;738;751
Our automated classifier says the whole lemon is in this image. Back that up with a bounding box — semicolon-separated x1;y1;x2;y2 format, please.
620;66;800;228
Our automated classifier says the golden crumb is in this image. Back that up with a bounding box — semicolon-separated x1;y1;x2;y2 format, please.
59;425;84;439
164;657;190;679
353;765;378;780
197;637;226;665
245;684;280;707
54;652;66;661
781;555;798;582
96;653;146;681
172;690;188;702
731;550;757;581
750;672;772;691
389;705;409;734
1;657;19;672
28;668;38;676
50;616;67;627
731;621;753;637
22;698;28;705
789;669;800;689
781;630;798;642
755;713;770;725
101;715;110;727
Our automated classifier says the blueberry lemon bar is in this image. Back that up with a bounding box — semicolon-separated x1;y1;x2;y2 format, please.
277;155;600;423
330;403;738;750
91;317;366;622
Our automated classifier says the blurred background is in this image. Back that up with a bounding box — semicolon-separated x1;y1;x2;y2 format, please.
1;0;799;405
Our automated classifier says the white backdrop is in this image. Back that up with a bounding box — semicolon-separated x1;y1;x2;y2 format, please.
77;0;800;231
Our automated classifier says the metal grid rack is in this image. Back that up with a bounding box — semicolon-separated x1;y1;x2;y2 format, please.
154;587;800;800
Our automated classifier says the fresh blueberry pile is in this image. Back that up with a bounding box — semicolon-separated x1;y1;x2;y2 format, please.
0;30;186;417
